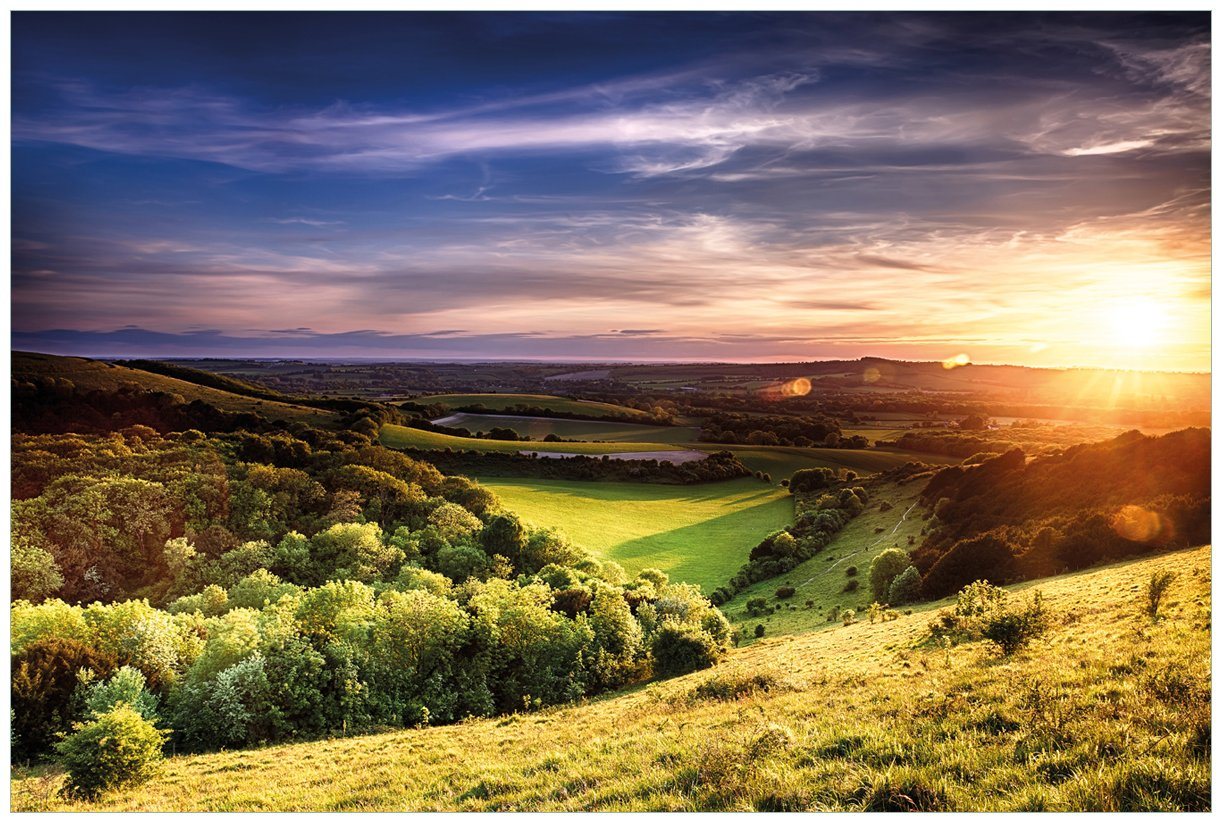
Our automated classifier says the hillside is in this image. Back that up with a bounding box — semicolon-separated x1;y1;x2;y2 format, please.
13;545;1209;811
12;351;337;425
413;393;657;420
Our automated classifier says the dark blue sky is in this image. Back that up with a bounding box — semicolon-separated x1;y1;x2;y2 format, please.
11;12;1211;368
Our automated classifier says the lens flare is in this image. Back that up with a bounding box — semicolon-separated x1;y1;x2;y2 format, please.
1111;505;1165;543
863;367;881;384
783;377;812;396
942;353;971;370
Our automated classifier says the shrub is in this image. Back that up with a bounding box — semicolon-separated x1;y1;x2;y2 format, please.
845;566;857;576
842;579;859;593
841;608;857;626
982;592;1049;655
754;624;766;638
869;548;911;600
689;669;783;702
84;666;158;720
887;566;922;605
651;623;724;678
55;705;167;799
775;586;796;599
745;597;770;617
1144;570;1176;621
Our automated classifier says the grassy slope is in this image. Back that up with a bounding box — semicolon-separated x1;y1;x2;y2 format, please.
15;546;1209;811
432;413;699;444
704;444;955;478
12;352;336;425
380;424;684;455
481;478;792;591
414;393;654;420
380;425;943;476
725;479;931;643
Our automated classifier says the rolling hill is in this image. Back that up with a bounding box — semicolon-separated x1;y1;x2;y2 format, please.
13;545;1209;811
12;352;337;425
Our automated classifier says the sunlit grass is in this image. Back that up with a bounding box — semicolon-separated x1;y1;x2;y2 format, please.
13;546;1209;812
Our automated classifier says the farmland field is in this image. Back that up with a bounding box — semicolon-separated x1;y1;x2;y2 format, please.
480;477;793;591
379;424;684;455
430;412;699;443
413;393;655;420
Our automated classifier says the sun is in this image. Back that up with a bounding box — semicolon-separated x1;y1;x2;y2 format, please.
1103;299;1169;350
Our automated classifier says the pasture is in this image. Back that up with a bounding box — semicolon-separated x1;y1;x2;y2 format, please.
412;393;654;420
480;477;793;591
379;424;684;455
16;546;1209;811
430;412;699;444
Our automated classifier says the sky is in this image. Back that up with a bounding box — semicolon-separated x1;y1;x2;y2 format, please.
10;12;1211;370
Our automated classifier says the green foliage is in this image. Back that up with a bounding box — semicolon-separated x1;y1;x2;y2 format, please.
775;586;796;599
745;597;770;617
11;533;64;602
11;638;117;759
869;548;911;600
83;666;158;720
754;624;766;638
887;566;922;605
55;705;167;799
651;622;725;678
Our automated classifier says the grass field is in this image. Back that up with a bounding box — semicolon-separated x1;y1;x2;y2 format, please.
15;546;1208;811
380;424;685;455
724;479;931;642
381;425;949;477
707;445;955;479
431;413;699;444
481;478;792;591
413;393;654;420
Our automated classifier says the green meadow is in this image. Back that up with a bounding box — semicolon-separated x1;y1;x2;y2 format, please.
380;424;684;455
480;477;793;591
432;412;699;443
413;393;655;419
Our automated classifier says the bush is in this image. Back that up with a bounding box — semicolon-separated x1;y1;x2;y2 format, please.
841;608;857;626
887;566;922;605
689;669;783;702
754;624;766;638
775;586;796;599
842;579;859;593
55;705;167;799
745;597;770;617
651;623;724;678
845;566;857;577
982;592;1049;655
869;548;911;600
1144;570;1176;621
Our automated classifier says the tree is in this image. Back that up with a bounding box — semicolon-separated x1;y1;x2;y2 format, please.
12;638;117;759
83;666;159;720
310;522;403;583
56;705;167;799
887;566;922;605
869;548;912;600
11;533;63;602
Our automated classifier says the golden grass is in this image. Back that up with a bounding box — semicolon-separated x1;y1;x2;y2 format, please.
12;546;1210;812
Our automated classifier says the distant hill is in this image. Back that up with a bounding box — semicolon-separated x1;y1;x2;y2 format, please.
12;351;338;426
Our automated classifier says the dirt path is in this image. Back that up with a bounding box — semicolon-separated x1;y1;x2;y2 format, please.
798;500;919;586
